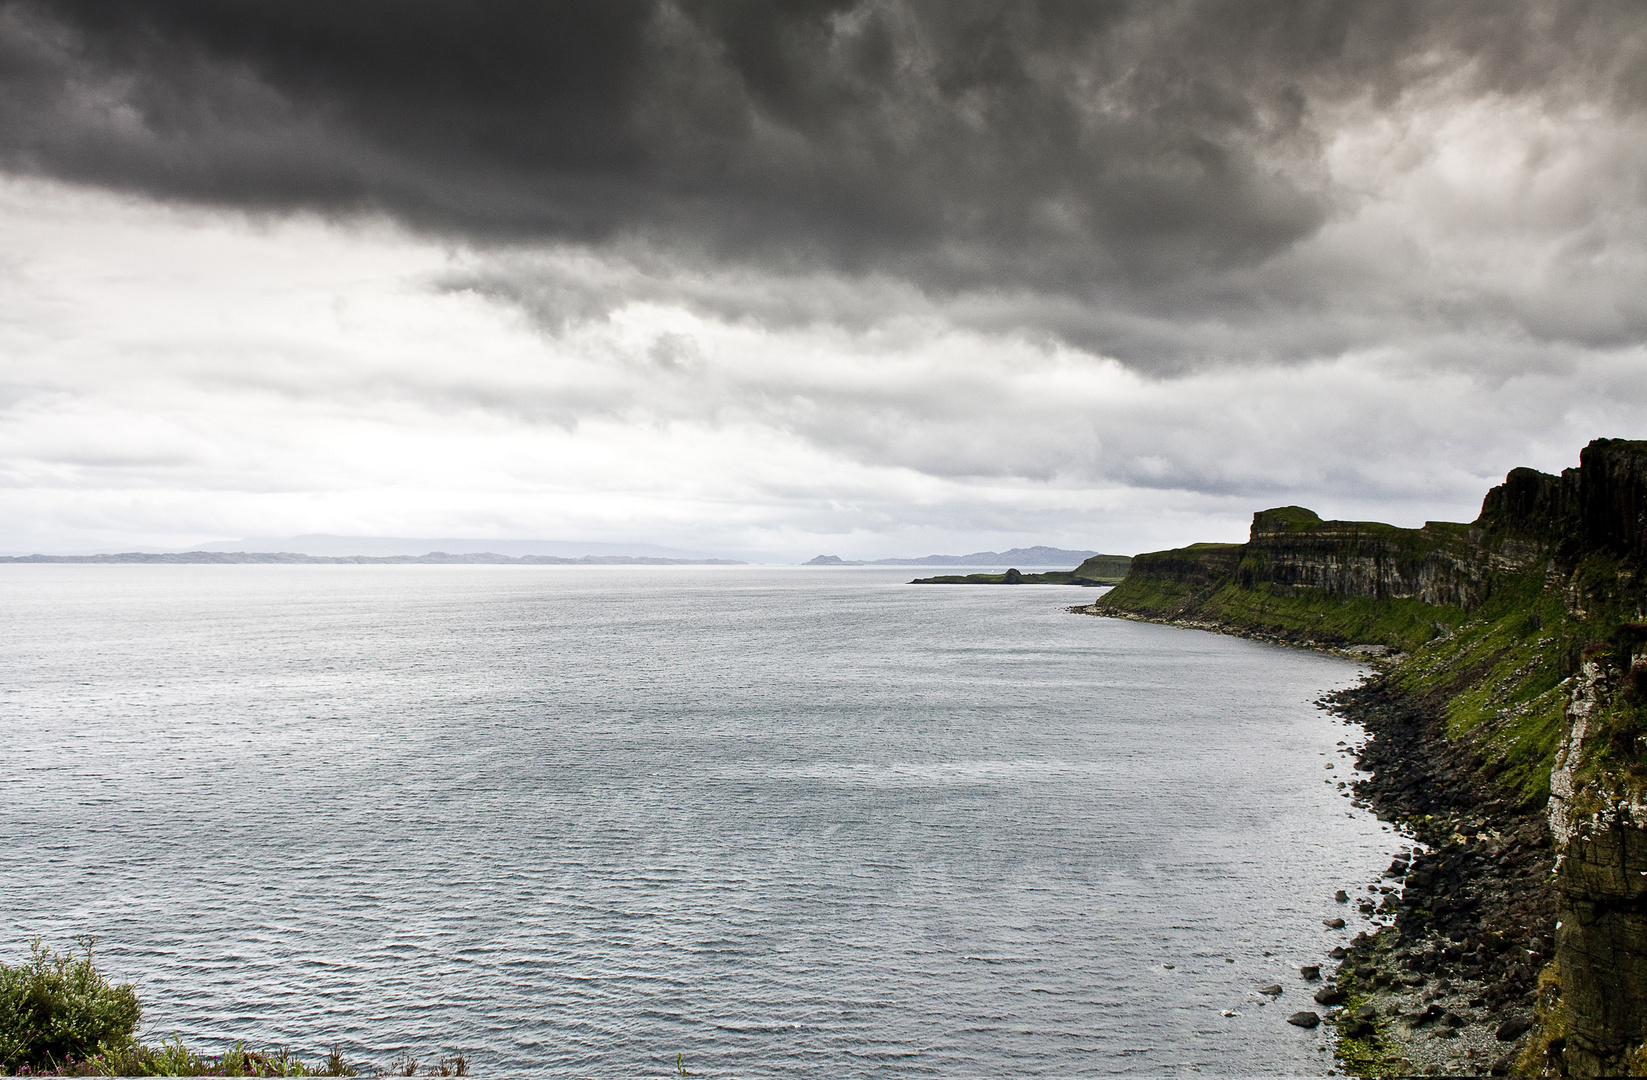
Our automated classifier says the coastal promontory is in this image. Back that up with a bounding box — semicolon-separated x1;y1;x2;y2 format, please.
1078;438;1647;1077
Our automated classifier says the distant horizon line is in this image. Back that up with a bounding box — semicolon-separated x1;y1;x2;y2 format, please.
0;545;1116;568
0;534;1117;565
0;553;1107;567
0;551;749;566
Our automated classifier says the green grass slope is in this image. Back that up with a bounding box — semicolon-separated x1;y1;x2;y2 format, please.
1097;547;1638;806
1070;553;1133;585
1091;440;1647;808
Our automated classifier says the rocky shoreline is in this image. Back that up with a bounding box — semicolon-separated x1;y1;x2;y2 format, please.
1077;605;1560;1075
1068;604;1399;661
1317;678;1556;1077
1079;441;1647;1075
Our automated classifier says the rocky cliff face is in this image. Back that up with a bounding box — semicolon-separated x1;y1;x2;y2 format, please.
1121;542;1242;589
1239;507;1484;608
1105;439;1646;621
1477;438;1647;565
1537;629;1647;1076
1115;511;1480;608
1087;438;1647;1077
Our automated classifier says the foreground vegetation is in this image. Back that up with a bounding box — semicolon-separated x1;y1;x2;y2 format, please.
0;940;465;1077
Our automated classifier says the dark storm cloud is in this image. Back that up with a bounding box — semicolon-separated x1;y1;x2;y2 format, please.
2;0;1645;366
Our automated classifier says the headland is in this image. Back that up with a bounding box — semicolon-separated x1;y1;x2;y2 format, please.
909;554;1133;586
1074;437;1647;1077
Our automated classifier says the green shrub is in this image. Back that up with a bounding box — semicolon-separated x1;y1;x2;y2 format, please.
0;939;465;1076
9;1036;364;1076
0;938;140;1073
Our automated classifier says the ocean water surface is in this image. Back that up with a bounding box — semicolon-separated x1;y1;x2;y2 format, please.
0;566;1398;1076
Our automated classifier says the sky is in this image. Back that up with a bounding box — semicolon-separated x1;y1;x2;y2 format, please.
1;1;1644;561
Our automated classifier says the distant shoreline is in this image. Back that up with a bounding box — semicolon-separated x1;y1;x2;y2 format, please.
0;552;745;565
911;569;1108;585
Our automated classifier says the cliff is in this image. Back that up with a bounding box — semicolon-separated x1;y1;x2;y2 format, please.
1084;437;1647;1076
1069;553;1133;585
907;554;1133;586
1533;622;1647;1075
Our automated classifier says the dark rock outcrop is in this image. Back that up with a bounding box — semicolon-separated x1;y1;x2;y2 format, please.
1088;438;1647;646
1239;507;1483;608
1538;628;1647;1075
1554;810;1647;1074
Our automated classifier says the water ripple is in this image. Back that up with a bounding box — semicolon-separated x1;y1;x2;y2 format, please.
1;566;1393;1075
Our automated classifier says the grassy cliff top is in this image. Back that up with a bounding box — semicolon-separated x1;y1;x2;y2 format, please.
1070;553;1133;584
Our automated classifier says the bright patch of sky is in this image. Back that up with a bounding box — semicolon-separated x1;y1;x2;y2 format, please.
1;3;1643;559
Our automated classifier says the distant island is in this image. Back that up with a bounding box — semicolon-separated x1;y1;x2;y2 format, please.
805;546;1102;567
910;553;1133;586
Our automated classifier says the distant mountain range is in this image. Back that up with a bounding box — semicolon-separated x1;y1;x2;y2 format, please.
805;546;1101;567
0;536;1107;568
186;535;722;559
0;534;746;563
0;552;744;565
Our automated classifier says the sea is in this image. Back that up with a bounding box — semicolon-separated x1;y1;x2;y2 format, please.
0;565;1402;1076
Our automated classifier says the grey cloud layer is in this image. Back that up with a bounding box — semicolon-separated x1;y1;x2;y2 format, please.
5;1;1645;369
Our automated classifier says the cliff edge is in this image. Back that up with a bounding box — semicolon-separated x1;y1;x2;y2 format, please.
1079;438;1647;1076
